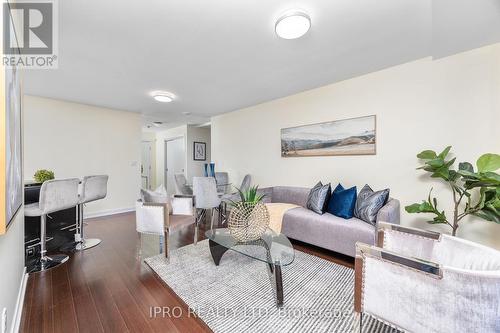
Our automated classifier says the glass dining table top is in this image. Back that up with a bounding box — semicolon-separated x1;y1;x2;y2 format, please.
205;228;295;266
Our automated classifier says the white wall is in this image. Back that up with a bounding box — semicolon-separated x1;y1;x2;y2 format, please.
186;126;211;180
212;43;500;249
0;213;25;333
154;125;211;188
155;125;187;189
141;131;157;189
24;96;142;216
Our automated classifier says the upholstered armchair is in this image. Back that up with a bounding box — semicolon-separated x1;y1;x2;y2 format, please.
354;222;500;333
136;195;196;259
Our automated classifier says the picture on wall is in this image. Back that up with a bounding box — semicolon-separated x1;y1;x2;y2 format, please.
2;3;23;232
193;141;206;161
281;115;376;157
5;54;23;228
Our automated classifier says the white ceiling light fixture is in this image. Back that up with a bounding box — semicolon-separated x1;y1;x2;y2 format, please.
275;10;311;40
151;91;175;103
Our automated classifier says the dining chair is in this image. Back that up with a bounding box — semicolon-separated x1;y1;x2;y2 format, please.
215;172;229;194
239;174;252;193
220;174;252;222
174;173;193;195
192;177;222;229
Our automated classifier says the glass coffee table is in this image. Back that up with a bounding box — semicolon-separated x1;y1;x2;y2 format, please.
205;228;295;307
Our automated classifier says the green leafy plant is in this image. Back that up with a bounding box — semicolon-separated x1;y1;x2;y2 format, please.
34;169;55;183
230;186;266;206
405;147;500;236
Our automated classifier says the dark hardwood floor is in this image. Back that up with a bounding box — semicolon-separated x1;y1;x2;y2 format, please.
20;212;354;333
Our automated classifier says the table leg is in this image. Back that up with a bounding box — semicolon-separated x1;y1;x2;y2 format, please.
208;239;228;266
267;259;284;307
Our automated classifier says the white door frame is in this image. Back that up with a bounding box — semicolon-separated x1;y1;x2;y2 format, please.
164;136;186;192
141;140;153;189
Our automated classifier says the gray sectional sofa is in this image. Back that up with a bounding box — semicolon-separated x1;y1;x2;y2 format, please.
259;186;400;257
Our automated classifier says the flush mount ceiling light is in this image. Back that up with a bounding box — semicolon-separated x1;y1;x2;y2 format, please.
151;91;175;103
275;10;311;39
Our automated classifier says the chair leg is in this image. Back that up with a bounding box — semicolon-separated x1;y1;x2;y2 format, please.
139;233;143;258
353;312;362;333
75;204;82;243
40;214;47;260
210;208;216;230
30;214;69;273
75;204;102;251
164;229;170;261
194;221;199;245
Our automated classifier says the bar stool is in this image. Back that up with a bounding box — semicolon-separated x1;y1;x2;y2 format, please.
24;178;80;272
73;175;109;250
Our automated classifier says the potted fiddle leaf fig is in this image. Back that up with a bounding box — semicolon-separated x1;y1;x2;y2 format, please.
405;147;500;236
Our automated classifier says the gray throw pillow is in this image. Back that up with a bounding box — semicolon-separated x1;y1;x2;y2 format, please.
140;189;169;204
354;184;390;225
306;182;331;215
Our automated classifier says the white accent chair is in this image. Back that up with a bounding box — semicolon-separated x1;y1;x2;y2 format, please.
354;222;500;333
135;195;196;259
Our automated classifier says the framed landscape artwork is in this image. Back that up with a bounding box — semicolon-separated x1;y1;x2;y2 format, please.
281;115;376;157
193;141;206;161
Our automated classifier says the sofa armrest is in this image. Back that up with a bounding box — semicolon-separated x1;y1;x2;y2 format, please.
376;198;400;226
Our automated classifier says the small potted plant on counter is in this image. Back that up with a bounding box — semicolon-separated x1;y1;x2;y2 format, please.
34;169;55;183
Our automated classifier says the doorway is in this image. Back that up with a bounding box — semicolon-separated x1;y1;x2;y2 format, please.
164;137;185;195
141;141;153;189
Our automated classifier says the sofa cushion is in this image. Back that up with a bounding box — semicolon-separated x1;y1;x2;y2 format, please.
281;207;375;257
327;184;357;219
306;182;331;214
354;184;390;226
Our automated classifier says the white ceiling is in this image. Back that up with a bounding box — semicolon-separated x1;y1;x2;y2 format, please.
23;0;500;129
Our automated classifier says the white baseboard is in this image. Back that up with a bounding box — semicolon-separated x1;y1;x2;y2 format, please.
84;207;135;219
11;268;28;333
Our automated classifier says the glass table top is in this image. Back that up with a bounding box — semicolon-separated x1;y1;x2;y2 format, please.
205;228;295;266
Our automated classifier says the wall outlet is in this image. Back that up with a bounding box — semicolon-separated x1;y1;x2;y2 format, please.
1;308;6;333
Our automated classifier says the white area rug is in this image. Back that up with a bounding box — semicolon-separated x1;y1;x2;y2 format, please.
145;240;397;333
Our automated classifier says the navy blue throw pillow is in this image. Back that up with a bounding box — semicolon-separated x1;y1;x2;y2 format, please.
327;184;357;219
